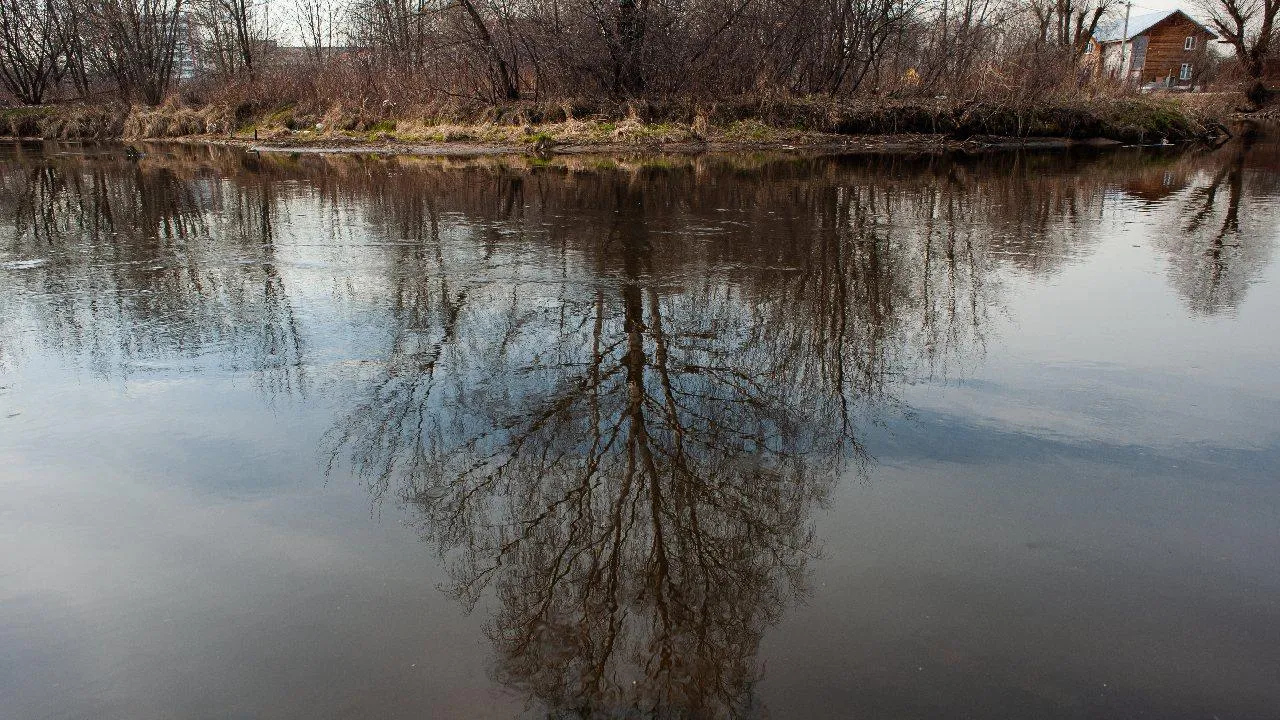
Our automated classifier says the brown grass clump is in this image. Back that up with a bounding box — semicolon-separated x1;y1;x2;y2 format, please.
0;104;128;138
123;103;235;138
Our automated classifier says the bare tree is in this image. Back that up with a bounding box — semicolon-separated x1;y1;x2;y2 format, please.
0;0;67;103
192;0;271;77
293;0;340;64
1029;0;1111;56
1201;0;1279;102
83;0;186;104
347;0;433;67
740;0;922;97
346;0;522;100
611;0;649;94
918;0;1012;92
59;0;94;97
447;0;520;99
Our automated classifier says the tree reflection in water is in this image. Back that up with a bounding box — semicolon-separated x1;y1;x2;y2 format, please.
0;146;307;392
1162;126;1280;315
323;160;1001;718
1;139;1276;718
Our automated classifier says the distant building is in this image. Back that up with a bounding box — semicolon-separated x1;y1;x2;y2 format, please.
1088;9;1217;90
174;11;197;80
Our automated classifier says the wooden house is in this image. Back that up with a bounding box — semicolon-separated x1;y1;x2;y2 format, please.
1089;9;1217;89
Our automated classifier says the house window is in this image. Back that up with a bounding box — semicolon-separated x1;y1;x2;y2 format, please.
1180;63;1193;81
1184;36;1196;50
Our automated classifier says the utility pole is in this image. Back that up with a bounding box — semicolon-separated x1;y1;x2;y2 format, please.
1118;0;1133;83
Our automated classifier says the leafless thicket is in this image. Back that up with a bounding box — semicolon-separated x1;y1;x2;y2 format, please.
0;0;1270;108
190;0;270;78
1201;0;1280;102
3;0;191;104
273;0;1125;107
0;0;70;103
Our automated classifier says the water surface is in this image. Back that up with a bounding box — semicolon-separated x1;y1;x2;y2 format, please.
1;136;1278;719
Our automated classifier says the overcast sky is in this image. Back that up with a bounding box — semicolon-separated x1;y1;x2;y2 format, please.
1123;0;1209;18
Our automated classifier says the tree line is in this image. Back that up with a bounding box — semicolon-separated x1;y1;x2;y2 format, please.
0;0;1275;109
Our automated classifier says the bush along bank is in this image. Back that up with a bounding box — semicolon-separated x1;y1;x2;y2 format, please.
0;95;1233;150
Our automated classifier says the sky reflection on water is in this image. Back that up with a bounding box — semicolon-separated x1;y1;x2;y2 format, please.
1;136;1278;719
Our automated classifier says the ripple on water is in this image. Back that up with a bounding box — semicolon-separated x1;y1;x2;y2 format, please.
2;259;49;270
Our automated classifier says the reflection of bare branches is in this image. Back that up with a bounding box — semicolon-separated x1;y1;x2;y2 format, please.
0;149;307;394
329;221;846;715
15;140;1273;715
324;166;1003;717
1161;130;1275;316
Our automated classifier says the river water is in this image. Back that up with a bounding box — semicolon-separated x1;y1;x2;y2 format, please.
1;134;1278;719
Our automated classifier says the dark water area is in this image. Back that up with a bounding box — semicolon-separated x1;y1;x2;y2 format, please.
1;135;1278;720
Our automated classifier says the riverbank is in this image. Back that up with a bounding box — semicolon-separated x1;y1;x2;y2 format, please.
0;95;1235;154
216;132;1130;158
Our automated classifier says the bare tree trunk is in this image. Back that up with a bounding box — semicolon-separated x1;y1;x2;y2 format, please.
615;0;645;94
457;0;519;99
1204;0;1279;103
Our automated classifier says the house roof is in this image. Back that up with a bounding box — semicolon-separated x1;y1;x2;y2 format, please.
1093;8;1217;43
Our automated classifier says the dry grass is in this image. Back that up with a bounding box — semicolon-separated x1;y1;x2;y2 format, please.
0;91;1237;148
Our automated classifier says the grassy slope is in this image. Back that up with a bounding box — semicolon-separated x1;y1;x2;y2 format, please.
0;95;1234;150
